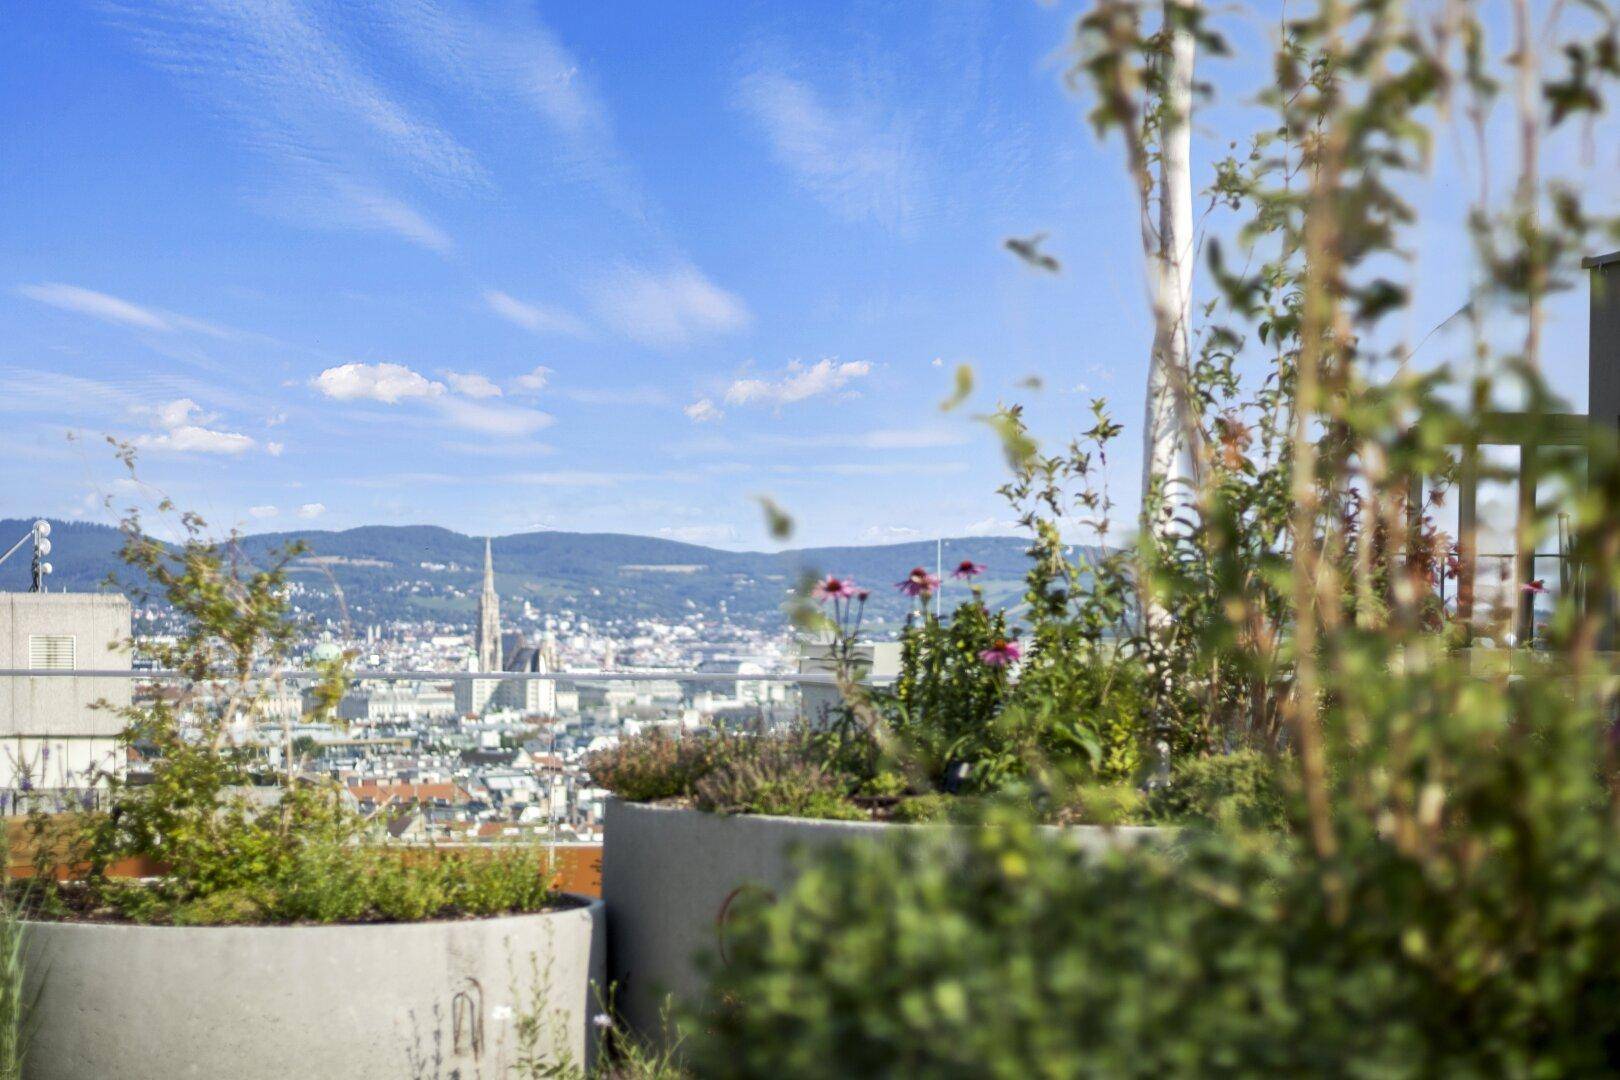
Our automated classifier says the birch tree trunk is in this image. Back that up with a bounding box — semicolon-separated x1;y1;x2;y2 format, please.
1142;0;1197;534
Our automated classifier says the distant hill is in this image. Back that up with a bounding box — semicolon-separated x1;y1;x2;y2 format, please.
0;519;1078;631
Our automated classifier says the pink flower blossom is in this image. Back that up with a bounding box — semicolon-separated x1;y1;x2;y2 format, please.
978;639;1022;667
896;567;941;597
811;575;858;602
952;560;986;580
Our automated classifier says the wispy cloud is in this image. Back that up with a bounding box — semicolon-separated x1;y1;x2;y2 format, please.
591;264;750;349
99;0;477;249
362;0;624;182
860;524;922;542
758;427;966;450
723;359;871;408
19;283;231;337
249;504;278;518
659;524;738;545
484;290;590;338
437;397;553;437
556;385;669;407
736;69;921;228
443;371;502;398
297;502;326;519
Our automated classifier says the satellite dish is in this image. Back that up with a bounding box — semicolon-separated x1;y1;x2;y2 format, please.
32;521;50;537
40;563;52;575
35;539;50;557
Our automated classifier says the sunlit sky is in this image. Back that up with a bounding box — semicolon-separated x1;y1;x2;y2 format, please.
1;2;1608;548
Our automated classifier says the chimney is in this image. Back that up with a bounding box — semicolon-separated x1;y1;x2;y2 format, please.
1584;251;1620;430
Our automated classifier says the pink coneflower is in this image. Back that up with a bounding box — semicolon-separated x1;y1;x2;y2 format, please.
952;559;986;580
1521;579;1548;594
855;589;871;602
897;567;941;597
811;575;858;602
978;639;1022;667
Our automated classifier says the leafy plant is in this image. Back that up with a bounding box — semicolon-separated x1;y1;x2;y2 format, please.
691;735;864;822
586;729;729;803
25;469;558;926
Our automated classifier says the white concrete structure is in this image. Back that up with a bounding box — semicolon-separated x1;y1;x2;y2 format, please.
602;799;1167;1045
0;593;130;789
22;897;605;1080
796;638;901;724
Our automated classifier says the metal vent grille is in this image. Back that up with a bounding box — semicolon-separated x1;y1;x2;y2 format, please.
27;635;75;670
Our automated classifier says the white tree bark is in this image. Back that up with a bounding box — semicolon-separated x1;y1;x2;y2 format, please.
1142;0;1197;533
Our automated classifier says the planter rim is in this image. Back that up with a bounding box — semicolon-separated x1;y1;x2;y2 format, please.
20;890;600;931
606;796;1172;836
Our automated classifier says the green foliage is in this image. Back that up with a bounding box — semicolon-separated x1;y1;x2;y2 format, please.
889;599;1015;789
887;793;952;824
1145;750;1289;831
689;0;1620;1074
0;855;33;1080
692;736;864;821
36;476;559;926
586;729;727;802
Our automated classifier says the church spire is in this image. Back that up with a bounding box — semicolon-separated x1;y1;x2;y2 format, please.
476;536;501;672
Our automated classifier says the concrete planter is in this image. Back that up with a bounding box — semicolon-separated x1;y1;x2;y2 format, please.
602;798;1164;1041
20;896;604;1080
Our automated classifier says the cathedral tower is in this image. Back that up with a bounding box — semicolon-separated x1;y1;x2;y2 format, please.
476;537;501;672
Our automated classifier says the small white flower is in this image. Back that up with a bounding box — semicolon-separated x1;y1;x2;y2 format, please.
591;1013;614;1030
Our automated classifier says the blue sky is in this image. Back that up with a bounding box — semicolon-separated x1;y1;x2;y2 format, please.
0;1;1606;549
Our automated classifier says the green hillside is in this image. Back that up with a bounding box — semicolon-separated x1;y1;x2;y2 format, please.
0;519;1078;630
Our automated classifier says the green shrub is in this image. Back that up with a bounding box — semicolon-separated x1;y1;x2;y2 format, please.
587;729;727;802
887;793;952;824
1145;750;1289;831
695;752;1620;1079
692;736;864;821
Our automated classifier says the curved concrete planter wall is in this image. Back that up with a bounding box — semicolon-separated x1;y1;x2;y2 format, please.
20;896;604;1080
601;799;1164;1041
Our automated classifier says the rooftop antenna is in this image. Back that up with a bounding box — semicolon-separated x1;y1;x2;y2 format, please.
0;521;52;592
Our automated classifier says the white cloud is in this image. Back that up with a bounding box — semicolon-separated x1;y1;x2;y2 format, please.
438;397;553;437
266;412;288;427
963;516;1021;536
297;502;326;519
311;362;445;403
131;397;259;456
444;371;503;398
592;265;750;348
860;525;922;543
249;505;278;518
736;70;920;228
723;359;872;408
659;524;738;545
137;425;256;456
511;365;553;394
18;283;231;337
484;291;590;338
266;441;285;457
684;399;724;423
